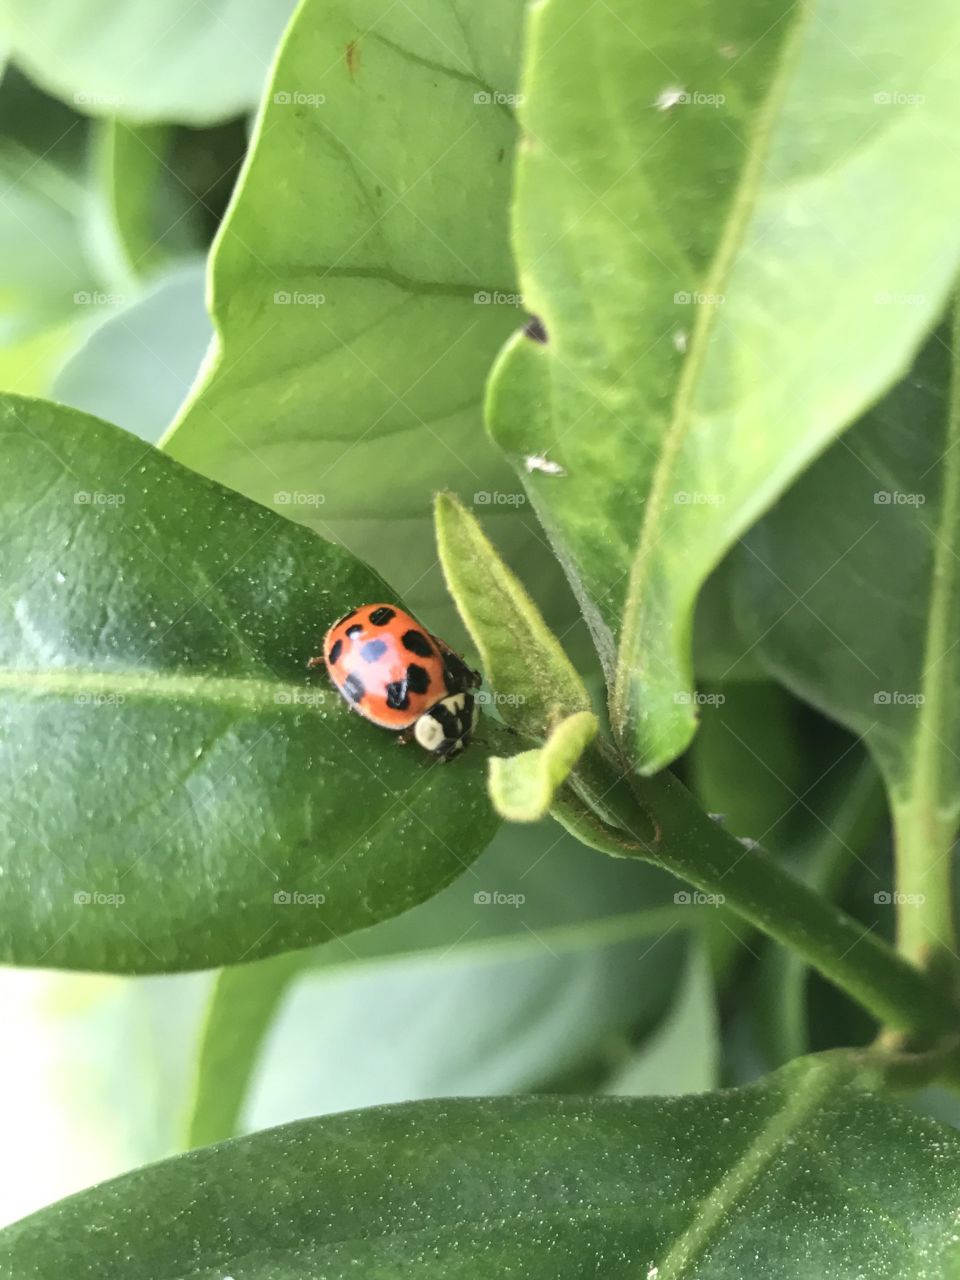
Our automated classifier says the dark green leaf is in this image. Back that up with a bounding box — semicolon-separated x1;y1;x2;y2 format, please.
736;312;960;969
6;1057;960;1278
0;395;500;972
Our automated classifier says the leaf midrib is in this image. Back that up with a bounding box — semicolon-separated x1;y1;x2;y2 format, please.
0;666;317;713
613;0;816;730
654;1058;843;1279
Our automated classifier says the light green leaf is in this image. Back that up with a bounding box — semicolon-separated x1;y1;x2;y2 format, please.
3;0;296;124
6;1057;960;1278
436;493;591;737
605;939;719;1096
161;0;556;638
186;824;688;1146
53;262;211;444
0;967;211;1227
735;310;960;972
90;122;204;282
488;0;960;776
0;395;501;973
489;711;598;821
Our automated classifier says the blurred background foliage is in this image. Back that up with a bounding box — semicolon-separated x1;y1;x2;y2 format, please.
0;0;951;1231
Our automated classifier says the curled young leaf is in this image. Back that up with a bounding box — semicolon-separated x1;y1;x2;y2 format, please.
489;710;598;822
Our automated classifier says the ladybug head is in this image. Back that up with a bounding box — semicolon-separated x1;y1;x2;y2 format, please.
413;691;479;761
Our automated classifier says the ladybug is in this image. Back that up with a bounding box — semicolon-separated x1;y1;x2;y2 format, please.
309;603;481;760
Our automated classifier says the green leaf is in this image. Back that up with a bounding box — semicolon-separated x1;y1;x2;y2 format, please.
435;493;591;737
0;966;211;1225
90;122;204;282
187;823;688;1146
3;0;296;124
53;262;211;444
161;0;551;638
0;394;500;973
7;1057;960;1278
604;939;719;1096
488;0;960;776
489;711;598;821
736;310;960;971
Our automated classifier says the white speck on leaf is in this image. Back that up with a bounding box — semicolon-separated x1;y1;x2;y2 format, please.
524;454;565;476
673;330;689;353
654;86;685;111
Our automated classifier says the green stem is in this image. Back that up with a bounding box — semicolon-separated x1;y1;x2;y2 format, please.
892;292;960;979
556;746;958;1044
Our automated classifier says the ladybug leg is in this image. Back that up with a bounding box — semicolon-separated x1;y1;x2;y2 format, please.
306;654;325;670
396;728;413;746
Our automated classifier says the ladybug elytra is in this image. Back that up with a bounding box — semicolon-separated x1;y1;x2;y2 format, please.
310;603;481;761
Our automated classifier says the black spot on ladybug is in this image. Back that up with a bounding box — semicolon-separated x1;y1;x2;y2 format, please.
369;607;395;626
360;639;388;662
328;638;343;664
385;679;409;711
402;629;433;657
346;624;362;637
406;663;430;695
343;672;366;703
524;315;548;344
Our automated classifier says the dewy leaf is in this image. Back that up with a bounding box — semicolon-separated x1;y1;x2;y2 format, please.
435;492;591;737
2;0;296;124
734;309;960;972
488;711;598;822
0;395;500;974
161;0;553;637
6;1057;960;1279
487;0;960;775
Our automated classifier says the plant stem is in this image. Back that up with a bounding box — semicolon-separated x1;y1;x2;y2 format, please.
891;291;960;981
556;745;958;1044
